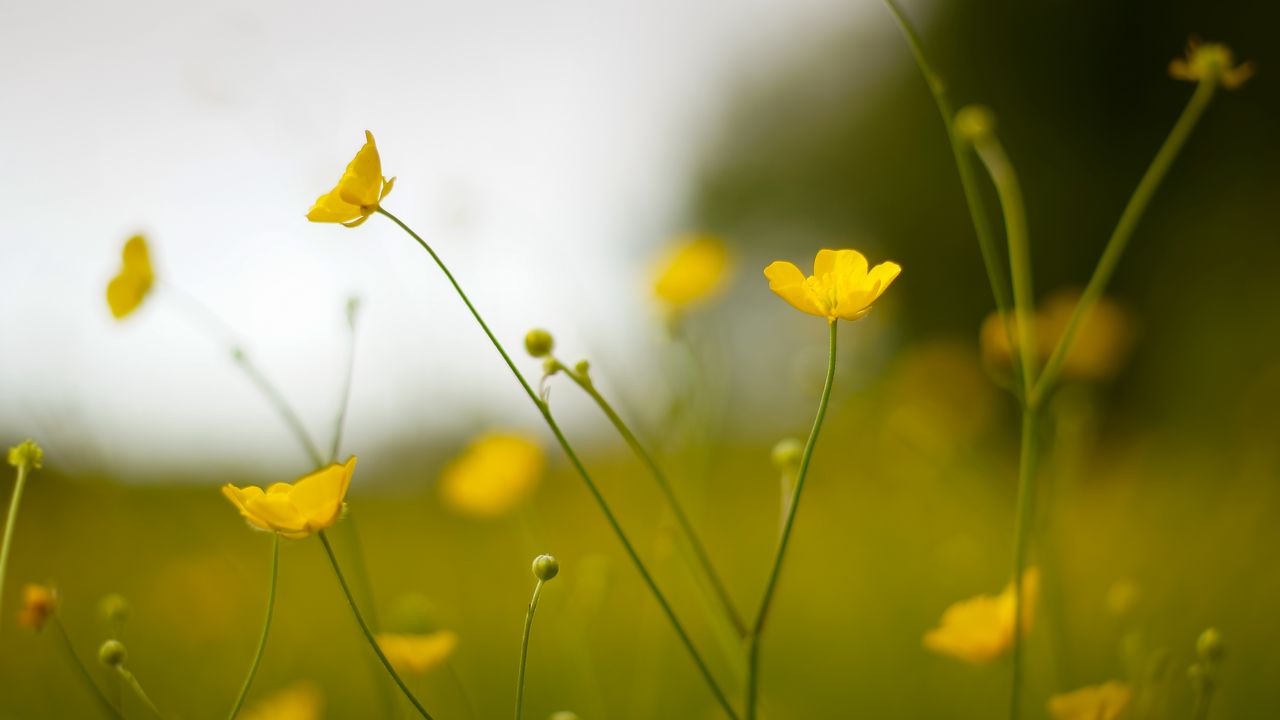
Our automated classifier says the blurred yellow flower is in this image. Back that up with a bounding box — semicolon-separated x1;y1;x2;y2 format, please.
106;235;154;320
764;249;900;322
980;289;1133;383
306;130;396;228
652;234;732;312
1048;681;1132;720
376;630;459;674
7;439;43;470
440;433;544;518
923;568;1039;664
1169;38;1253;89
222;457;356;539
240;682;324;720
18;584;56;631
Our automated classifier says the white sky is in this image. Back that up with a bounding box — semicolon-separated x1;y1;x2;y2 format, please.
0;0;885;480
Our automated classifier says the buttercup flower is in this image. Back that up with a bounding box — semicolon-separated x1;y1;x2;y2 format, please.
376;631;459;674
923;568;1039;664
764;249;901;322
106;235;154;320
1048;681;1132;720
439;433;544;518
980;289;1133;383
306;131;396;228
240;682;324;720
1169;38;1254;89
653;234;733;312
18;584;56;631
222;458;356;539
7;439;43;470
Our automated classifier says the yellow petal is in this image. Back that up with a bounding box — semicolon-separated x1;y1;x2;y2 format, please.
380;176;397;202
222;485;274;532
440;433;544;518
826;249;868;281
653;234;732;310
244;492;308;535
377;631;459;674
240;682;324;720
306;188;364;224
290;456;356;529
121;235;150;273
764;261;823;317
106;270;151;320
1048;682;1132;720
336;130;384;208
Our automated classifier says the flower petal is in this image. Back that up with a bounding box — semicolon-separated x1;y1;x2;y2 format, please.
222;485;273;532
244;492;308;535
290;456;356;529
307;188;363;224
764;261;823;317
336;130;383;208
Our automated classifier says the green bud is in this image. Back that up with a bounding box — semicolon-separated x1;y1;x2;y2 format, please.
954;105;996;143
573;360;590;376
771;438;804;473
542;358;562;377
1196;627;1225;663
524;329;555;358
532;554;560;582
98;639;127;667
7;439;43;470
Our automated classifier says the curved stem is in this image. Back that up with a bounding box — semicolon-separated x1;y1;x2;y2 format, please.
51;617;123;719
514;579;546;720
1029;77;1218;406
116;666;163;719
0;463;31;640
319;531;435;719
1008;408;1040;720
232;350;325;467
330;298;361;464
560;364;746;637
745;320;838;719
376;207;738;719
226;535;280;720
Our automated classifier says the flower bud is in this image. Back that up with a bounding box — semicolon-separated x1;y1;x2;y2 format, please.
532;554;560;582
18;584;57;632
954;105;996;143
771;438;804;473
524;329;555;358
7;439;43;470
1196;627;1224;663
573;360;590;377
541;358;562;377
99;639;127;667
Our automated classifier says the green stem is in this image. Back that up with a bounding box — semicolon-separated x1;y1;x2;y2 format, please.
0;462;31;639
1191;681;1214;720
1029;77;1219;406
971;131;1038;397
745;320;838;719
51;617;123;719
560;363;746;637
318;531;435;720
881;0;1022;389
376;207;738;720
226;535;280;719
330;298;361;464
116;666;163;719
446;659;480;720
1008;409;1040;720
514;579;545;720
232;349;325;467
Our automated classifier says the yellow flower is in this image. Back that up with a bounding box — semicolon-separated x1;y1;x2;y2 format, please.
440;432;544;518
222;457;356;539
1048;681;1132;720
106;235;154;320
1169;38;1254;89
764;249;901;322
376;631;459;674
306;130;396;228
653;234;733;312
18;584;56;631
923;568;1039;664
7;439;43;469
240;682;324;720
980;289;1133;383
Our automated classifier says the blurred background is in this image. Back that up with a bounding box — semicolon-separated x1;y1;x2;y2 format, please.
1;0;1277;717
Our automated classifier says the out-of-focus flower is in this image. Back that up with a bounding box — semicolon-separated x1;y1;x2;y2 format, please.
222;458;356;539
653;234;732;312
7;439;43;470
1169;38;1254;89
1048;681;1132;720
106;235;154;320
240;682;324;720
376;631;459;674
307;131;396;228
439;433;544;518
764;249;900;322
1105;579;1140;618
924;568;1039;664
980;289;1134;383
18;584;56;631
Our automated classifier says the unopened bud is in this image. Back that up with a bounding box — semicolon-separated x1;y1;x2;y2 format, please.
524;329;555;358
98;639;127;667
1196;627;1225;663
532;554;560;582
954;105;996;143
771;438;804;473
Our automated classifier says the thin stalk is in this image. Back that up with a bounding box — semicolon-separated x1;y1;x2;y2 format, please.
330;298;361;464
226;535;280;720
446;659;480;720
559;363;746;637
232;350;325;467
51;617;123;719
1191;682;1214;720
1030;77;1219;406
376;207;738;719
1008;409;1040;720
0;462;32;638
745;320;838;719
116;666;163;719
318;531;435;720
513;579;545;720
